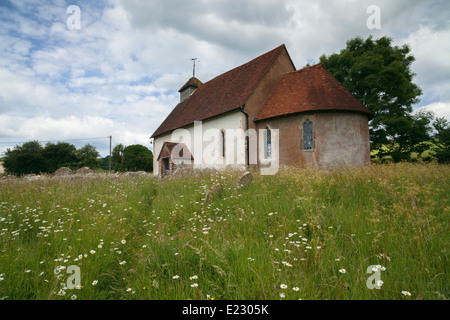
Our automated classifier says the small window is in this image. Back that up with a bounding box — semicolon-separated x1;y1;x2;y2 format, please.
264;126;272;159
221;130;226;158
303;120;313;150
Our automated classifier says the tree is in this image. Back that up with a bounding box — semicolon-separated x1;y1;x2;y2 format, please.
111;144;125;171
42;142;78;172
432;117;450;163
320;35;431;161
76;144;101;169
123;144;153;172
100;155;111;171
3;141;47;176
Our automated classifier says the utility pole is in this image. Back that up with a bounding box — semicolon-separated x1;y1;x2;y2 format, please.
109;135;112;173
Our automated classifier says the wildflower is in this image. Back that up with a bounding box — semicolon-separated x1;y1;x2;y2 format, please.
293;287;300;292
279;293;285;298
402;291;412;296
126;288;132;292
172;275;180;279
57;289;66;296
92;280;98;285
339;269;346;274
119;261;126;265
377;280;384;287
280;284;288;289
190;275;198;280
98;244;102;249
71;294;77;300
121;239;126;244
90;250;96;254
191;283;199;288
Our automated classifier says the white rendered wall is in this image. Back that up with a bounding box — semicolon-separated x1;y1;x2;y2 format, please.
152;110;247;176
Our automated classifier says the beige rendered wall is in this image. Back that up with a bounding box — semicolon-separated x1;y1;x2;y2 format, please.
255;111;371;169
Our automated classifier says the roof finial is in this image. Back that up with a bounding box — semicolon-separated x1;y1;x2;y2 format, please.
190;58;199;77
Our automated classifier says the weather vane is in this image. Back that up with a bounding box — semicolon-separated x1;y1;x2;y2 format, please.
191;58;199;77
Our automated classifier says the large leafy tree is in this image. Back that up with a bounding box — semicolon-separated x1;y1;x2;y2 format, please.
123;144;153;172
3;141;102;175
76;144;101;169
3;141;46;176
320;36;431;161
42;141;78;172
111;143;125;171
432;117;450;163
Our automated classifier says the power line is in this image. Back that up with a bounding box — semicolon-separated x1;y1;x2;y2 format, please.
0;137;110;145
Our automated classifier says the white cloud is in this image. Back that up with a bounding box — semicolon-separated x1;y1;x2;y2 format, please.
418;102;450;121
0;0;449;159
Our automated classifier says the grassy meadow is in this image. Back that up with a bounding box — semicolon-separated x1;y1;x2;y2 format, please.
0;163;448;300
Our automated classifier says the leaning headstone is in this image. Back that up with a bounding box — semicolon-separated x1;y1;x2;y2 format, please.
76;167;94;175
235;171;253;190
55;167;73;177
204;183;223;203
24;174;44;181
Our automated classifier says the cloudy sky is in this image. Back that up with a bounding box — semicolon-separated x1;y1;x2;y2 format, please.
0;0;449;157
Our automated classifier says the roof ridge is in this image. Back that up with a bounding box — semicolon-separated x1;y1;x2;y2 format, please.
241;44;289;106
151;44;295;138
200;44;286;87
292;62;324;74
254;62;373;121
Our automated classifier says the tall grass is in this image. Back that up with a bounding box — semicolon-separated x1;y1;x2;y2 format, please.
0;163;448;300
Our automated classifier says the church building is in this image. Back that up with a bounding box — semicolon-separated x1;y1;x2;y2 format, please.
151;44;372;177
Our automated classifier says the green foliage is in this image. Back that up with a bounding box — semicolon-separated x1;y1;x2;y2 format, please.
111;144;125;171
123;145;153;172
0;164;448;300
3;141;46;176
432;117;450;163
112;144;153;172
320;36;433;161
76;144;101;169
2;141;102;176
42;142;78;172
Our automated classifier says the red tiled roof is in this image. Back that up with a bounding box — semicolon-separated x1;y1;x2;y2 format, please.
254;63;373;121
157;142;193;161
151;45;287;138
178;77;203;92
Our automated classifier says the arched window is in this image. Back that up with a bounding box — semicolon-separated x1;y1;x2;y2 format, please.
264;126;272;159
221;130;226;158
303;120;313;150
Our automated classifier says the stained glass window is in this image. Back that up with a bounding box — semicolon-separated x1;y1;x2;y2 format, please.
303;120;313;150
221;130;226;157
265;126;272;159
